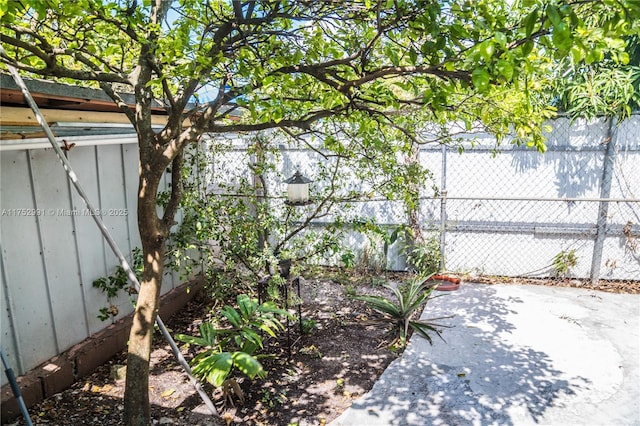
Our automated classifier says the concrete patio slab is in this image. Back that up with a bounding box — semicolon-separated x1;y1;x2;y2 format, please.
331;283;640;426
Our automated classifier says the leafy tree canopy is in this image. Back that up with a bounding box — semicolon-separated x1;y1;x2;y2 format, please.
552;31;640;120
3;0;637;154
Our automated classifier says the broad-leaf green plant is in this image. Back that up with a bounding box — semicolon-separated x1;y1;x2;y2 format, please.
354;276;452;349
176;294;290;400
92;248;142;321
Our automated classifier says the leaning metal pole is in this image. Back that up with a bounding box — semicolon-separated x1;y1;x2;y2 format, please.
1;350;33;426
1;47;218;417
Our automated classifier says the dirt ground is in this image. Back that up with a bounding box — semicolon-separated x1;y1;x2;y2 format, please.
5;273;404;426
4;273;638;426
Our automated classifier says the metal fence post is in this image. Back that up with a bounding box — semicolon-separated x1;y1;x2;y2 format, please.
590;117;616;284
440;143;448;271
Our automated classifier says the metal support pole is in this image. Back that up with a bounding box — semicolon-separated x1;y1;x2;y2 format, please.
590;117;616;285
1;350;33;426
296;277;303;335
253;143;268;254
439;144;448;271
2;48;218;417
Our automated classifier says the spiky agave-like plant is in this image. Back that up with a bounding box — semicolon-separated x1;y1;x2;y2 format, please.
354;276;453;348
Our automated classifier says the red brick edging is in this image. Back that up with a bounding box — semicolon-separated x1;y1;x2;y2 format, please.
1;277;204;424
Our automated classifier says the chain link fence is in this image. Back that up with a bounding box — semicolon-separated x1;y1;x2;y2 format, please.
434;115;639;285
201;115;640;287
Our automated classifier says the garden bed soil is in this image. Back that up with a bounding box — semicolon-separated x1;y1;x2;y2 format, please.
5;275;402;426
4;273;638;426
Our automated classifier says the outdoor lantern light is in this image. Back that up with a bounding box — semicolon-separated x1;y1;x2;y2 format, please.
284;170;313;206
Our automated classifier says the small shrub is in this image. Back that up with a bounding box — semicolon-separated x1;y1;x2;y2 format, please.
404;236;441;276
93;248;142;321
176;294;290;403
301;319;317;334
260;388;288;409
385;225;441;276
553;249;578;277
341;250;356;268
344;285;357;298
354;276;452;349
299;344;323;359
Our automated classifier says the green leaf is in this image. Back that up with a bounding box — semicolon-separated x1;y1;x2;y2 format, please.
552;22;572;51
478;40;496;63
193;352;233;387
524;7;539;37
175;333;209;347
199;322;217;346
232;351;265;379
221;305;242;328
240;328;263;349
546;4;561;26
585;47;604;64
409;321;442;345
237;294;256;320
257;321;278;338
496;60;514;81
521;40;534;57
270;107;284;123
471;68;491;92
258;302;291;318
618;51;630;65
353;294;401;317
408;47;418;65
385;44;400;66
569;45;584;64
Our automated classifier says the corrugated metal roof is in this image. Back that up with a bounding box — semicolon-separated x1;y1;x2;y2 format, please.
0;73;166;112
1;73;242;142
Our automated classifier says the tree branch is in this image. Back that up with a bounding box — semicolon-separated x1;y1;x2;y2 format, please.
98;82;137;124
205;108;340;133
1;22;134;82
162;150;184;229
341;66;472;91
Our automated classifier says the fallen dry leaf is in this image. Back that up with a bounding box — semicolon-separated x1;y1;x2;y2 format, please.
161;388;176;398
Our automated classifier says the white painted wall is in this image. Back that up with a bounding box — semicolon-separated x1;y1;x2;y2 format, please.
0;139;186;385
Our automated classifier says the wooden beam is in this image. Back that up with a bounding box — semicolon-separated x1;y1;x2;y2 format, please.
0;106;169;126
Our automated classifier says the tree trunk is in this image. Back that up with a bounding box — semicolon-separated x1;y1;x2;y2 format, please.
124;151;169;426
123;239;165;425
